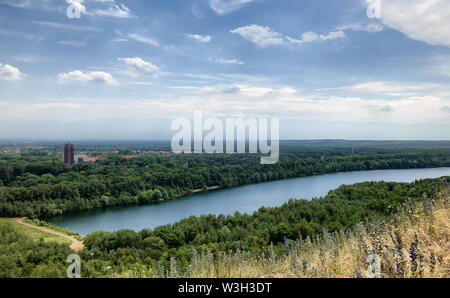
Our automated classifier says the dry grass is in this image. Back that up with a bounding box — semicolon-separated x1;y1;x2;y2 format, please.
113;189;449;278
180;189;450;278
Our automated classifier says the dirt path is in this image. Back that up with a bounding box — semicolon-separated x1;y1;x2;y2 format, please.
192;185;220;193
13;218;84;252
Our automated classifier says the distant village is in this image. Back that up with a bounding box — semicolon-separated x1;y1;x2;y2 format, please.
0;143;174;163
0;144;44;155
63;143;174;165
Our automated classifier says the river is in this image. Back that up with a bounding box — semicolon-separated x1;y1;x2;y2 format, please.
49;167;450;235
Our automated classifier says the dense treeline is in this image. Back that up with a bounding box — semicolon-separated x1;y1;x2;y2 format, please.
1;147;450;218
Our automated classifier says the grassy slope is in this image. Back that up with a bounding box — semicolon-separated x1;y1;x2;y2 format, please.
0;218;71;246
151;189;450;278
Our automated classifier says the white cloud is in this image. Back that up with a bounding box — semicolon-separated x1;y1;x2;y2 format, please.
2;0;64;11
127;33;159;47
0;28;44;42
118;57;160;77
0;0;31;8
167;85;237;94
186;34;211;43
286;31;319;44
381;0;450;46
323;81;442;97
336;23;384;33
320;31;346;40
111;38;127;42
232;25;346;46
231;25;285;47
0;62;25;81
4;88;447;127
32;21;100;32
58;70;118;84
58;40;86;47
209;0;253;15
209;57;244;65
64;0;131;18
1;77;449;139
287;31;345;44
127;81;154;86
167;84;295;98
92;3;131;18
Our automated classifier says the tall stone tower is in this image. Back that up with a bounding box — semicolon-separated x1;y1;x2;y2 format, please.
64;144;75;165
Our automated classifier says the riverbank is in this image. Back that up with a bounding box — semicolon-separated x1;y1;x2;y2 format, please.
173;185;221;198
49;168;450;235
3;149;450;220
192;186;220;193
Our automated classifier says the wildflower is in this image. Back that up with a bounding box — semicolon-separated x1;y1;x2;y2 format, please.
157;260;165;278
392;230;405;277
429;253;436;273
409;234;422;277
302;258;309;272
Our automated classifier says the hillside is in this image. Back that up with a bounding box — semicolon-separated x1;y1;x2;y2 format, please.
181;188;450;278
0;218;72;246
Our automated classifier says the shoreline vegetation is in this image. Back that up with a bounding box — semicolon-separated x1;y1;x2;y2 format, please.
1;146;450;219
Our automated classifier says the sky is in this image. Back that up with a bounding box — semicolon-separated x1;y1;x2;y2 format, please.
0;0;449;140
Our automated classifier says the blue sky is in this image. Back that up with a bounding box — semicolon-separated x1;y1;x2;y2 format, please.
0;0;449;140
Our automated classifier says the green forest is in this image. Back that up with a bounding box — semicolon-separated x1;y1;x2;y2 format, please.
1;143;450;218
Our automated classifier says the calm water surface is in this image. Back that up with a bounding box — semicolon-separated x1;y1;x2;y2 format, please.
49;167;450;235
